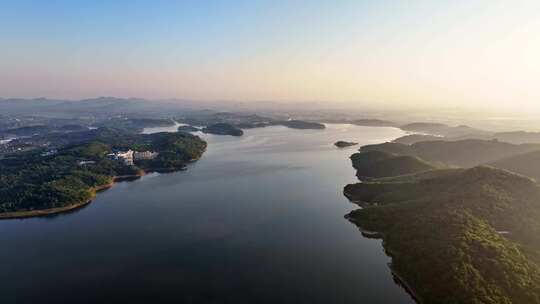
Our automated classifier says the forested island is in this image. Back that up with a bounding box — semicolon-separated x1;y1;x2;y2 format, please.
334;141;358;148
0;128;206;219
177;125;200;133
351;119;396;127
344;139;540;303
202;123;244;136
279;120;326;130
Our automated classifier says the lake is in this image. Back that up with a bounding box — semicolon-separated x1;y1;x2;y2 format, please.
0;124;414;304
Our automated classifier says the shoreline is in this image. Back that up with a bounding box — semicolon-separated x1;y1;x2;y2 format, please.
391;269;422;304
344;195;422;303
0;199;94;220
0;180;117;220
0;169;163;220
346;213;422;303
0;148;206;220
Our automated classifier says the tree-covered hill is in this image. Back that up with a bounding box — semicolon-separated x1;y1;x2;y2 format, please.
345;166;540;304
202;123;244;136
490;151;540;181
0;130;206;217
351;151;436;179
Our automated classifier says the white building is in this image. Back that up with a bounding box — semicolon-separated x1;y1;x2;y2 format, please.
107;149;157;166
112;150;134;166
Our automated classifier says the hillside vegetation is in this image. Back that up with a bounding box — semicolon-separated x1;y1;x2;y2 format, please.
202;123;244;136
345;137;540;303
490;151;540;181
0;129;206;216
351;151;436;179
345;166;540;304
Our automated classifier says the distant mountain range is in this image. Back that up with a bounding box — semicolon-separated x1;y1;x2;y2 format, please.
0;97;203;117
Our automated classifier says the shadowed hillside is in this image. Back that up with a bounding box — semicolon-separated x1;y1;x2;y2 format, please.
351;151;436;179
490;151;540;181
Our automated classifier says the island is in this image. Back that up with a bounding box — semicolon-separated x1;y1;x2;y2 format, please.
343;140;540;303
352;119;396;127
178;125;200;133
178;111;274;129
0;128;207;219
202;123;244;136
334;141;358;148
278;120;326;130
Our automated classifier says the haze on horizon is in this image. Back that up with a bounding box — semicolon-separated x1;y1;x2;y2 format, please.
1;0;539;114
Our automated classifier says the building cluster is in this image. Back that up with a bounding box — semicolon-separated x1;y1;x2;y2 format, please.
108;149;159;166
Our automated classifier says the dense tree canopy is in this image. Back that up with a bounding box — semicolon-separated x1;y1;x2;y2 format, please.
345;166;540;303
0;129;206;214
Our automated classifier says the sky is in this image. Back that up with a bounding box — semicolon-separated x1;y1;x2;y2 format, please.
1;0;539;113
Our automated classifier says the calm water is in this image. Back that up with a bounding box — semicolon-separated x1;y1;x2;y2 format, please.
0;124;414;304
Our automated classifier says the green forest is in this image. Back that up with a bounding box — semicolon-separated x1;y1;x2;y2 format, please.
0;129;206;214
345;141;540;303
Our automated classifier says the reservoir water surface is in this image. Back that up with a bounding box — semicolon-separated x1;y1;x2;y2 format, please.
0;124;414;303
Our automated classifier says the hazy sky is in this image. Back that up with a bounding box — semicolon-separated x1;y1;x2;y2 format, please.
1;0;539;112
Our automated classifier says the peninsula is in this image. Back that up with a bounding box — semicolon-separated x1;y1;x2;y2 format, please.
0;128;207;219
344;140;540;303
178;125;200;133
